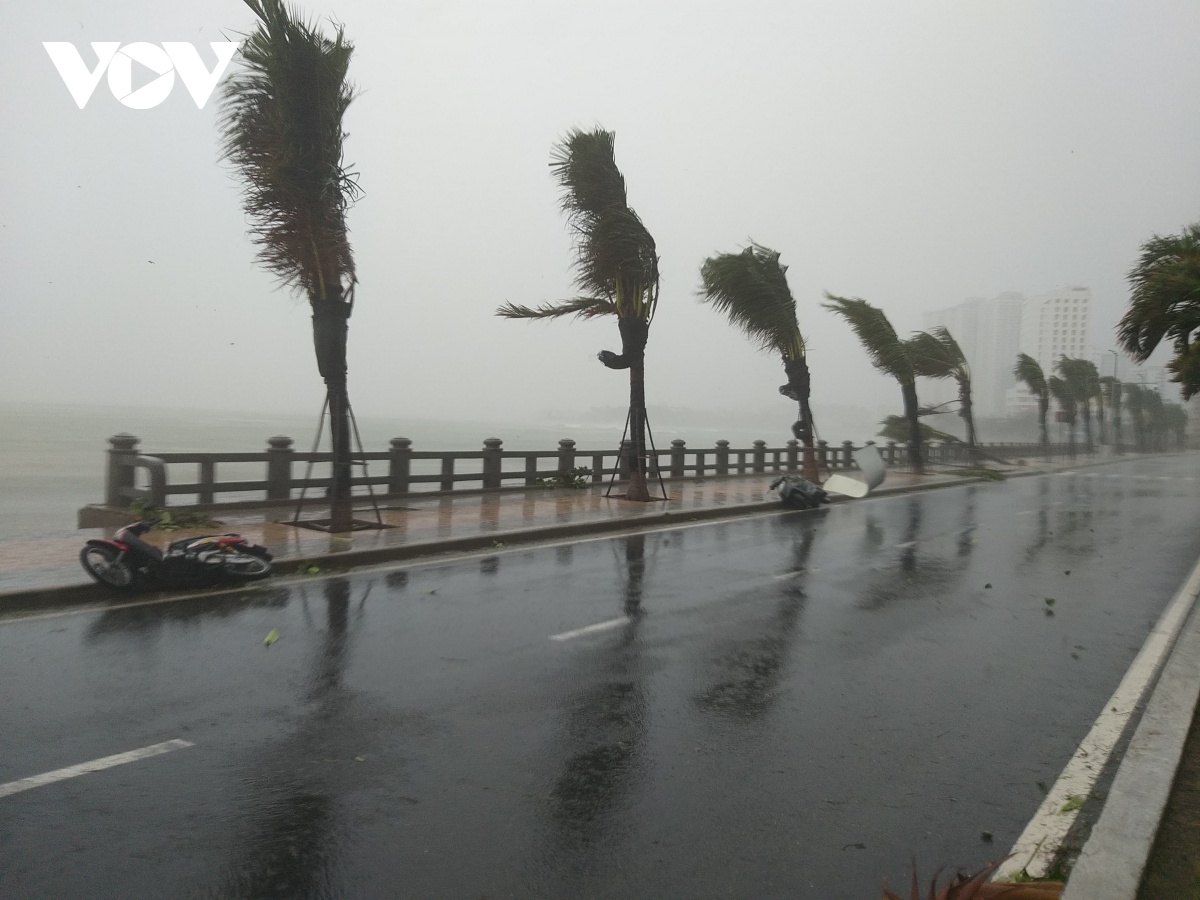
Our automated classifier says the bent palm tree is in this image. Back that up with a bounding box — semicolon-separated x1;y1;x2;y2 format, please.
1099;375;1122;452
1048;375;1076;456
908;327;978;458
823;295;924;473
1125;383;1148;450
1057;358;1097;452
698;243;818;481
1014;353;1050;457
220;0;361;531
497;128;660;501
1118;223;1200;399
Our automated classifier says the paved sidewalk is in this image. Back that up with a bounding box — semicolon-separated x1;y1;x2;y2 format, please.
1;467;985;596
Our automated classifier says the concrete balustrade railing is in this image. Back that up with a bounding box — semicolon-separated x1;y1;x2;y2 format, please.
99;432;1084;511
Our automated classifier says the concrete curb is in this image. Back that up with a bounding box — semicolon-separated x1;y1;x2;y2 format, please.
0;452;1163;616
1061;580;1200;899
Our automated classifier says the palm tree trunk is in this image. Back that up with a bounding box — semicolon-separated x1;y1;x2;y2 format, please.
312;297;354;532
626;358;651;501
902;381;924;474
1038;398;1050;460
1114;408;1123;453
784;356;819;482
959;379;978;463
1082;401;1093;453
1097;402;1106;446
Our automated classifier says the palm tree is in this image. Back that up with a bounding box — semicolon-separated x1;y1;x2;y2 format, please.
1124;383;1148;450
698;243;818;481
823;295;924;473
1057;358;1096;452
220;0;361;531
497;128;660;501
1145;388;1166;451
907;326;979;457
1014;353;1050;457
1099;375;1122;453
1118;223;1200;399
1164;403;1188;448
1048;375;1076;456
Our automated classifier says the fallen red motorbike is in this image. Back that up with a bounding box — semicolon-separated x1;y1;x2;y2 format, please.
81;519;273;591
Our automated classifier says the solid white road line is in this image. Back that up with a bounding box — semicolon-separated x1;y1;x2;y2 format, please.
994;556;1200;881
0;739;194;799
549;617;630;642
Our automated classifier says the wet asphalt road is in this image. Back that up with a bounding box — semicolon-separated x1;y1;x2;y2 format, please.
3;455;1200;900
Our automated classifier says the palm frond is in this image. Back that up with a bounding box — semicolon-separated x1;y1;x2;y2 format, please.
550;128;627;224
1014;353;1047;399
495;297;617;320
877;414;954;443
823;294;913;383
698;243;805;359
906;331;955;379
220;0;360;302
1048;375;1075;419
1118;223;1200;361
547;128;659;323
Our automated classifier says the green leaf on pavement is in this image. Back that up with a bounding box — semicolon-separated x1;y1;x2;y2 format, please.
1060;794;1084;813
263;628;280;646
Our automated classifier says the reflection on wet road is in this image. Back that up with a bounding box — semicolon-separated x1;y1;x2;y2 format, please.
2;455;1199;899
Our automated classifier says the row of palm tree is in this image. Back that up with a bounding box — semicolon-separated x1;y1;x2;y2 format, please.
496;124;987;489
1013;352;1189;455
217;0;1190;520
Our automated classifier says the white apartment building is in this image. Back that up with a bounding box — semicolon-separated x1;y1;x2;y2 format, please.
1005;286;1093;414
922;292;1024;418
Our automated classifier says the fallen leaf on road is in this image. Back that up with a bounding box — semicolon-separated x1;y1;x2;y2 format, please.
1060;794;1084;813
263;628;280;646
354;756;365;762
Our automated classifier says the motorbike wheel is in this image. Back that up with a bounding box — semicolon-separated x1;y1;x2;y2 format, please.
80;546;136;590
221;552;272;581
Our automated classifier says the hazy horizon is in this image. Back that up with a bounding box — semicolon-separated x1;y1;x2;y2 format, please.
3;1;1197;423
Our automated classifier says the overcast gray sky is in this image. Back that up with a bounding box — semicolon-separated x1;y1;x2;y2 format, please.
3;0;1199;424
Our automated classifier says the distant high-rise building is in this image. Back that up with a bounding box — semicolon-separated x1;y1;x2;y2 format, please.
922;292;1023;418
1005;286;1093;414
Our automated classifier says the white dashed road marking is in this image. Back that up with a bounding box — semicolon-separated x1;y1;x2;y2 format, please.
549;617;630;642
0;739;195;799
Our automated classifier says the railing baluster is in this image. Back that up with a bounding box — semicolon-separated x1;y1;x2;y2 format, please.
199;459;215;505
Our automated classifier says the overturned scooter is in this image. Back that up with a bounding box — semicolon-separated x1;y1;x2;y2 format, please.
771;443;888;508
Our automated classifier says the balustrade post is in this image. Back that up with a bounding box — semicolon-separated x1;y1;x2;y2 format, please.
388;438;412;494
886;441;897;466
618;440;631;482
482;438;503;490
525;455;538;486
752;440;767;473
715;440;730;475
817;439;828;470
557;439;576;475
670;440;686;478
841;440;854;468
591;454;604;484
786;440;799;471
266;436;294;500
106;434;140;506
199;458;216;504
440;457;455;492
